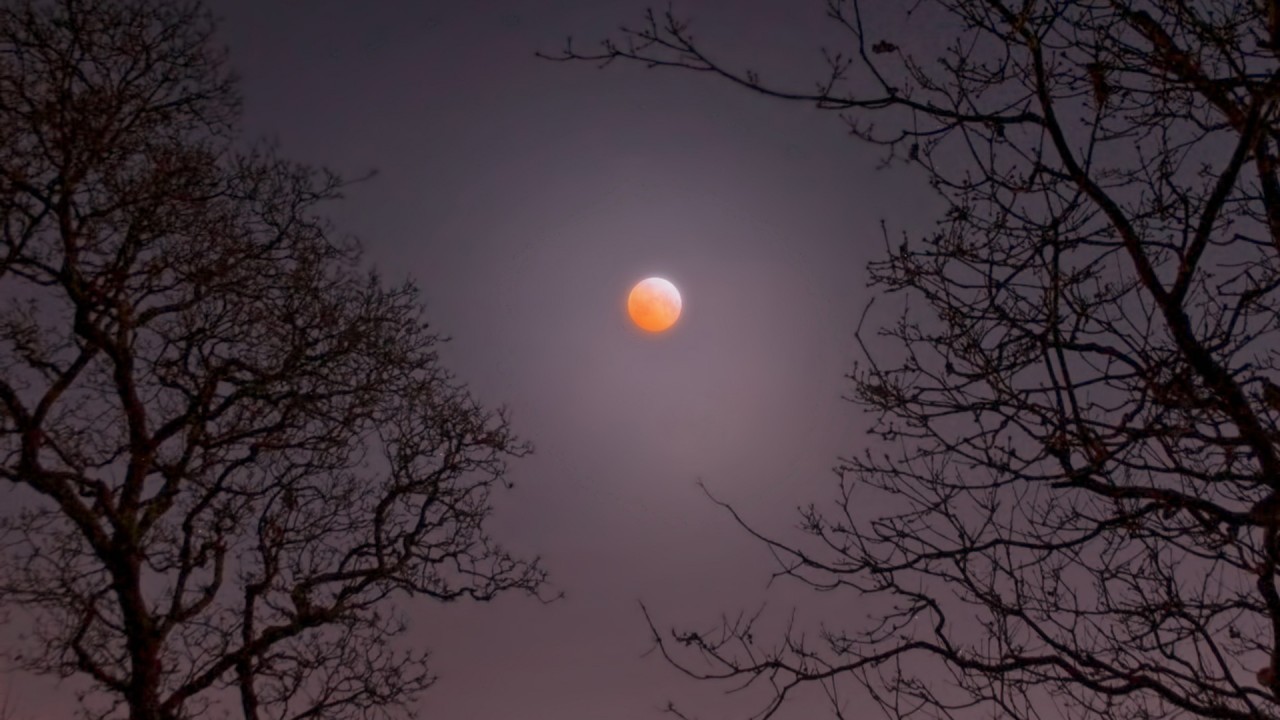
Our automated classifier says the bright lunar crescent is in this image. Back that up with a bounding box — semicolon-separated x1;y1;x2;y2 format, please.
627;277;682;332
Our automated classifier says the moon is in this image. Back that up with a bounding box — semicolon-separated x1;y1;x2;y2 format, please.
627;277;682;332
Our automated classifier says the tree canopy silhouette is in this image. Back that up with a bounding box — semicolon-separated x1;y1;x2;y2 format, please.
551;1;1280;718
0;1;548;719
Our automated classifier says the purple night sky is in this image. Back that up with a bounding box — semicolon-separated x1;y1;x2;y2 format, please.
5;1;943;718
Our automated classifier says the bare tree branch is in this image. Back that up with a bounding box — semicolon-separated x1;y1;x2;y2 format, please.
0;2;552;719
555;1;1280;718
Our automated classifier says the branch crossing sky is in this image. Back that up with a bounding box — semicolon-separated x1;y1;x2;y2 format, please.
8;1;939;717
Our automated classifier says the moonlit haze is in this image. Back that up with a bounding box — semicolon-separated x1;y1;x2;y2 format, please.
0;1;938;719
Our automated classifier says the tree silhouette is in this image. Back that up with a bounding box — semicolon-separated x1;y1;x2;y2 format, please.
0;1;548;719
550;1;1280;718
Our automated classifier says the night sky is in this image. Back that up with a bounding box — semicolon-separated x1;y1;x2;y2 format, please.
11;1;940;718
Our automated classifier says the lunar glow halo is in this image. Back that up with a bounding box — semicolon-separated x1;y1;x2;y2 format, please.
627;277;682;332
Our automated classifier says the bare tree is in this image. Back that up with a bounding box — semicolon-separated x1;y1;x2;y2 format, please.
550;1;1280;718
0;1;549;719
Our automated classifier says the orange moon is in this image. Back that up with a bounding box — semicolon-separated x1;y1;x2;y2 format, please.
627;277;682;332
